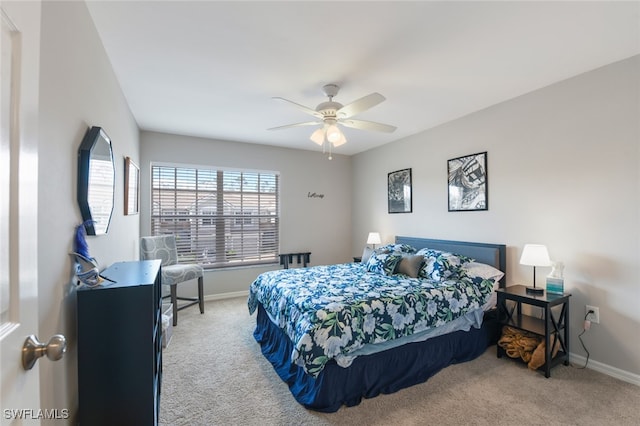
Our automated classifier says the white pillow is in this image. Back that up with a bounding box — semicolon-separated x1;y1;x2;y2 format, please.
361;246;374;264
462;261;504;311
462;261;504;283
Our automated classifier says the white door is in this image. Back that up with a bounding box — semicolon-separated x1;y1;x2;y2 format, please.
0;1;42;423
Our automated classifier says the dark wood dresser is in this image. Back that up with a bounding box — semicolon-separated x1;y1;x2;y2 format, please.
77;260;162;425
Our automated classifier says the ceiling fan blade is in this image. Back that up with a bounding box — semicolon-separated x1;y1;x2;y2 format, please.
341;119;397;133
337;93;385;118
273;97;324;119
268;121;320;131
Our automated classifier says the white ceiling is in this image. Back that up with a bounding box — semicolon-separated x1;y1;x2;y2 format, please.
86;1;640;156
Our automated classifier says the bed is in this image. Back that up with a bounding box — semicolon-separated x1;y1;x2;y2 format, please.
248;236;507;412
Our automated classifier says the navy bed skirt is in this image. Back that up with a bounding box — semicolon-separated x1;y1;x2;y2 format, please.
254;304;496;412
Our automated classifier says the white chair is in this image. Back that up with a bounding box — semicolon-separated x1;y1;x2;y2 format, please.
140;235;204;326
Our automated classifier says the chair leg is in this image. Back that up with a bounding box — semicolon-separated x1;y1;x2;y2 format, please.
198;276;204;314
170;284;178;326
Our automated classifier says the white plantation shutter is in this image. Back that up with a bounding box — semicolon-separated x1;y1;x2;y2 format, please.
151;165;279;269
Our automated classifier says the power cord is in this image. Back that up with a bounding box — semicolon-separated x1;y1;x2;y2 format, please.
576;310;593;369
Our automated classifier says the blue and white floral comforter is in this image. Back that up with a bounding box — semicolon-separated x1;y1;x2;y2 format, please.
248;262;494;377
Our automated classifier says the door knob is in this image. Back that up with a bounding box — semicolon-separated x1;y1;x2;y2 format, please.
22;334;67;370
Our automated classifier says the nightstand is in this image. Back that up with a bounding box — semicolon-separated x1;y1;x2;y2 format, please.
495;285;571;378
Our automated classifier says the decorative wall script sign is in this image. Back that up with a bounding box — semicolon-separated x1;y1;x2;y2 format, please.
307;192;325;199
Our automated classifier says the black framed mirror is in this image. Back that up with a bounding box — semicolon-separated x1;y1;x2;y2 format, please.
77;126;115;235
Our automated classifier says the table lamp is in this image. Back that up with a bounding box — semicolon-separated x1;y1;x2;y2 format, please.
367;232;381;249
520;244;551;294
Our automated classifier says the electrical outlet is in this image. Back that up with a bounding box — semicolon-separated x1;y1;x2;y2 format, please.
586;305;600;324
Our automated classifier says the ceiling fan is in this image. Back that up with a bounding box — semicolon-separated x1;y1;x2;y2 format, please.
268;84;396;153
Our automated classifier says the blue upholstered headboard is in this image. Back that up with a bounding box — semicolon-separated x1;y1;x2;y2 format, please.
395;236;507;288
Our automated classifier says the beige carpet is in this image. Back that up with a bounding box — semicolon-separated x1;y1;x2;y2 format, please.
160;297;640;426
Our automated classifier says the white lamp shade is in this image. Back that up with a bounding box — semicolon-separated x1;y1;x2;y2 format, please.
309;124;347;149
325;124;342;143
332;130;347;147
310;128;325;145
367;232;381;245
520;244;551;267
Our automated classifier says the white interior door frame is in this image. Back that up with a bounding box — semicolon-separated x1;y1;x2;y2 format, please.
0;1;44;423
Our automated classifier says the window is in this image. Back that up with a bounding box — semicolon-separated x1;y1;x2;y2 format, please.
234;211;252;226
151;165;279;269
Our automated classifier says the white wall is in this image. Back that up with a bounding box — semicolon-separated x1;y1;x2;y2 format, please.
140;131;352;296
352;55;640;379
38;1;140;420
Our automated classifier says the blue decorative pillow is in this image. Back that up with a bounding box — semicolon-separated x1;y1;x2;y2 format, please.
365;251;403;276
417;248;474;281
376;243;417;254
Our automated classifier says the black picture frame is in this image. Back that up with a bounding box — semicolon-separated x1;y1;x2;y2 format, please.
77;126;115;235
388;168;412;213
447;151;488;212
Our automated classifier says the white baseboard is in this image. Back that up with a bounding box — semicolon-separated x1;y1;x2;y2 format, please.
204;290;249;301
570;353;640;387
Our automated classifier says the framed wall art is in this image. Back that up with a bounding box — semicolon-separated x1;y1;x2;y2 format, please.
447;151;487;212
124;156;140;215
388;168;412;213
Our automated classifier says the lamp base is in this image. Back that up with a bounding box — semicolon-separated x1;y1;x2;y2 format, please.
525;286;544;295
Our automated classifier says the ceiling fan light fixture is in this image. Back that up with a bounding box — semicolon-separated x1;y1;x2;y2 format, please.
326;124;343;144
310;128;325;145
331;130;347;147
270;83;393;156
